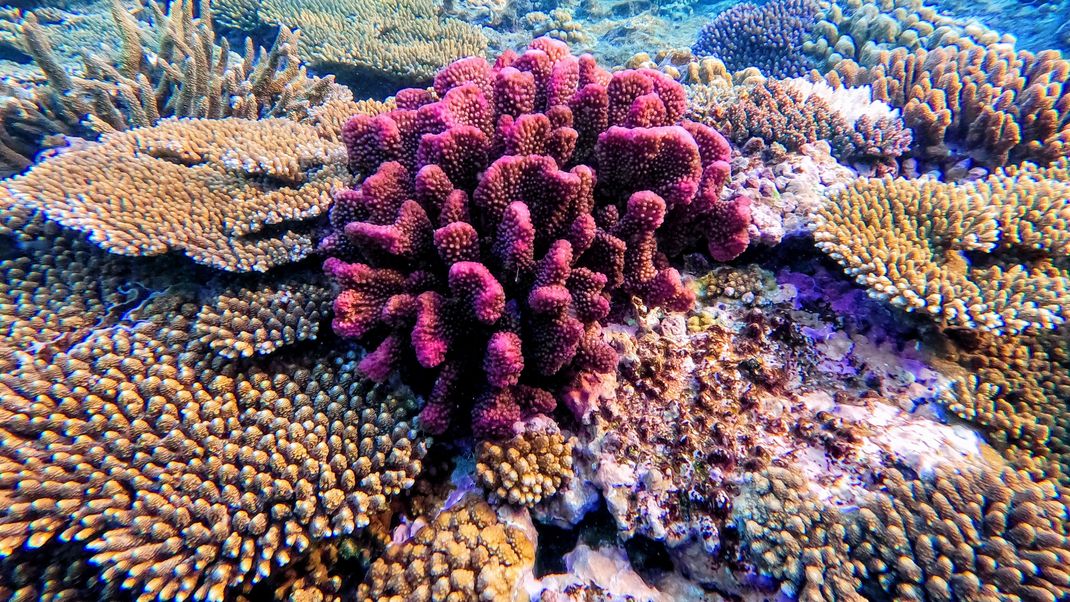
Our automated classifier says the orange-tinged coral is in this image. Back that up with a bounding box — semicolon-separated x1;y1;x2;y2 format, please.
357;496;535;601
829;45;1070;168
812;162;1070;334
476;426;574;507
0;117;349;272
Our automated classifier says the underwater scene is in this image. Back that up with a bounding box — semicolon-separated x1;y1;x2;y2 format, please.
0;0;1069;598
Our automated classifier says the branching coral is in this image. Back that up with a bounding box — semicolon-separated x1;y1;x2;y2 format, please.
0;211;429;601
937;325;1070;485
213;0;488;86
323;38;744;439
812;162;1070;334
0;0;345;176
476;424;574;506
828;45;1070;169
0;117;348;272
357;495;535;601
692;0;821;77
803;0;1008;70
849;463;1070;602
688;77;911;172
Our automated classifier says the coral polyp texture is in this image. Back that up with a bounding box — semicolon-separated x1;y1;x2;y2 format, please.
812;162;1070;334
0;118;348;272
828;45;1070;169
476;422;575;506
213;0;488;86
692;0;821;77
323;38;745;439
737;462;1070;602
357;495;535;601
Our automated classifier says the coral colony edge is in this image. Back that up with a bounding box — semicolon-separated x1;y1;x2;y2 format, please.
0;0;1067;600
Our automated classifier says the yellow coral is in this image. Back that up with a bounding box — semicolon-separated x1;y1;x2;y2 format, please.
358;496;535;601
0;117;348;272
812;162;1070;333
214;0;488;84
476;428;574;507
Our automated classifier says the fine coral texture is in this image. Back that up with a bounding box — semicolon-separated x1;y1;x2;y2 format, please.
357;495;535;601
0;118;348;272
476;426;575;506
812;162;1070;334
692;0;821;77
324;38;744;439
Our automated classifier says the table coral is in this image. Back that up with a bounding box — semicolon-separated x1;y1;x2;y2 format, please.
0;0;344;176
0;117;348;272
812;162;1070;334
692;0;822;78
476;422;575;507
828;44;1070;169
357;495;536;601
324;38;744;440
213;0;488;87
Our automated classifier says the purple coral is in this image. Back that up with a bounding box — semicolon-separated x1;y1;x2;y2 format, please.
324;38;743;439
692;0;820;77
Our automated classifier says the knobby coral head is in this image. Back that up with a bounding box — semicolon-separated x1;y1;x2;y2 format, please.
323;37;746;440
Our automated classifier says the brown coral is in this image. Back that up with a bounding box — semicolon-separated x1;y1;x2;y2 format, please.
849;463;1070;602
937;325;1070;485
196;281;331;359
812;162;1070;334
828;45;1070;168
357;495;535;601
0;0;345;176
736;466;863;601
476;426;574;507
0;117;349;272
213;0;488;85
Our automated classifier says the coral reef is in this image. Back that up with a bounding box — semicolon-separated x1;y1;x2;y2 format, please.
803;0;1009;70
0;118;347;272
692;0;822;77
828;45;1070;169
213;0;488;88
688;77;911;173
812;162;1070;334
736;461;1070;602
0;0;344;176
937;325;1070;485
324;38;744;440
526;9;591;47
357;495;536;601
476;420;575;507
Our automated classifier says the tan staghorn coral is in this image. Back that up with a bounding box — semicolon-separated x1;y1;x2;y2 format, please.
849;463;1070;602
357;495;535;601
936;325;1070;485
736;461;1070;602
828;45;1070;169
0;302;427;600
0;0;346;176
476;425;574;507
735;467;863;602
812;163;1070;334
196;281;331;359
0;117;349;272
213;0;488;86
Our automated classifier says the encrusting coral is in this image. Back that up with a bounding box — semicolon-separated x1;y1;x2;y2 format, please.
356;495;535;601
736;461;1070;602
476;423;575;507
0;0;345;176
213;0;488;87
812;161;1070;334
323;37;748;440
827;45;1070;169
692;0;821;77
0;118;348;273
